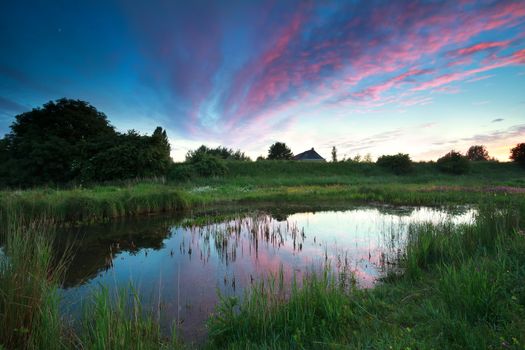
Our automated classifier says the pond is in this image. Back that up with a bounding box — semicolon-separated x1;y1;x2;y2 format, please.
59;205;475;343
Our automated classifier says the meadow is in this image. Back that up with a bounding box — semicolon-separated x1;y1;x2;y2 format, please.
1;160;524;349
1;161;524;225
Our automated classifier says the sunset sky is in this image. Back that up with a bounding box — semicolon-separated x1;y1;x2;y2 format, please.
0;0;524;161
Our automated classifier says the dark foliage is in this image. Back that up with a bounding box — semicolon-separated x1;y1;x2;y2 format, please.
510;143;525;165
0;99;172;186
188;153;228;177
267;142;293;160
331;146;337;162
376;153;413;174
186;145;250;162
437;151;470;174
168;153;228;181
466;145;489;161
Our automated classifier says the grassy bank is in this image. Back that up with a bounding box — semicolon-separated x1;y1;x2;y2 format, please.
1;161;524;226
0;183;192;225
1;199;525;348
207;202;525;349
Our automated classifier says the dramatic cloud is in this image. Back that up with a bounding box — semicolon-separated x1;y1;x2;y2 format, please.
0;0;524;160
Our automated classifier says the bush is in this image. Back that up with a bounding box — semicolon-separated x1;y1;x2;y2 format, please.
376;153;413;174
437;151;470;174
168;154;228;180
167;164;196;182
191;153;228;177
186;145;251;162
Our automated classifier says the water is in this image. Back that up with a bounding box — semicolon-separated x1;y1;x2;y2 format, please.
59;205;475;342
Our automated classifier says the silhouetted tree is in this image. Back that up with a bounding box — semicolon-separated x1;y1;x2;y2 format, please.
0;98;116;185
267;142;293;160
466;145;489;161
363;153;373;163
331;146;337;162
0;98;173;186
437;150;470;174
510;143;525;165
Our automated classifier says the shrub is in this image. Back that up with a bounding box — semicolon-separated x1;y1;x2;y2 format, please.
376;153;413;174
186;145;251;162
510;143;525;165
437;151;470;174
167;163;196;182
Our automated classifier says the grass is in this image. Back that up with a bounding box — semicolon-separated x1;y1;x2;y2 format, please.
0;210;183;349
206;202;525;349
0;182;192;226
1;161;524;226
0;214;70;349
79;286;182;350
1;161;524;348
2;201;525;349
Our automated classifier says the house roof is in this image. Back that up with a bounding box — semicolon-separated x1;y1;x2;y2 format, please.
292;148;325;161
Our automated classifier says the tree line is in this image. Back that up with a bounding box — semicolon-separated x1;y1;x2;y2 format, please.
0;99;524;186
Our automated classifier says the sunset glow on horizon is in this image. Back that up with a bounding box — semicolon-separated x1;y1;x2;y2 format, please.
1;0;524;161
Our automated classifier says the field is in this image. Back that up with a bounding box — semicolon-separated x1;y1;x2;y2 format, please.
1;161;524;349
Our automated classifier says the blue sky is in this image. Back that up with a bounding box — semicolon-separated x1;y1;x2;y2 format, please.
1;0;524;161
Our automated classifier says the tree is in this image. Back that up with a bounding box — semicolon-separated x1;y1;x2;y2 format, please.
437;150;470;174
331;146;337;162
1;98;117;185
0;98;174;186
186;145;250;162
363;153;373;163
510;143;525;164
466;145;489;161
267;142;293;160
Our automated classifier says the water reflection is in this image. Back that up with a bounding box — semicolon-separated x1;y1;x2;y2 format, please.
58;205;475;342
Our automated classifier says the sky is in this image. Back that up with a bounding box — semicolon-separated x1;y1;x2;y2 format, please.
0;0;524;162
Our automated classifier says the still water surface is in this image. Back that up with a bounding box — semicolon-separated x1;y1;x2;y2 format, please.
59;205;475;341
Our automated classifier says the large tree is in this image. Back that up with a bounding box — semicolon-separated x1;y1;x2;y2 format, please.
2;98;116;185
267;142;293;160
466;145;489;161
0;98;173;186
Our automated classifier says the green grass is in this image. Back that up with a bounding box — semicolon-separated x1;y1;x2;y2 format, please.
1;161;524;348
207;202;525;349
0;209;183;349
79;286;182;350
0;215;70;349
1;161;524;226
0;182;192;225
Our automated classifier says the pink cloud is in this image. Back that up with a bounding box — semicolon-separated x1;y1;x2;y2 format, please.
455;40;511;56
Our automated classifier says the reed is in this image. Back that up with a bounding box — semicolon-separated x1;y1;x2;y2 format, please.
207;203;525;349
79;286;182;350
0;214;70;349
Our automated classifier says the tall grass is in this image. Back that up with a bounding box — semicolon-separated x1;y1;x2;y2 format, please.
1;161;524;226
79;286;182;350
0;215;70;349
207;203;525;349
0;211;183;349
0;183;192;226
